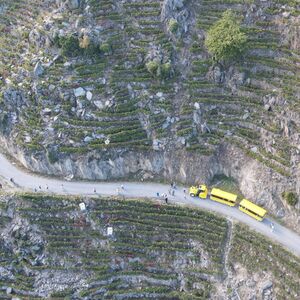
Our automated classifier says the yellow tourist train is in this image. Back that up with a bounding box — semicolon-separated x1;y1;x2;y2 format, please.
189;185;267;221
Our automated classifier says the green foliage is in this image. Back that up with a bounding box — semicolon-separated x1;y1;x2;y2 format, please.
47;149;59;164
205;10;247;62
55;35;82;57
54;34;101;57
99;43;111;54
146;60;172;79
161;62;172;79
282;191;298;206
146;60;160;76
168;18;179;34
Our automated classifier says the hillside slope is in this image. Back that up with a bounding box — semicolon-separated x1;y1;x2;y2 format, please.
0;194;299;299
0;0;299;224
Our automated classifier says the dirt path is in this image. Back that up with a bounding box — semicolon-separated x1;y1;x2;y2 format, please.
0;152;300;257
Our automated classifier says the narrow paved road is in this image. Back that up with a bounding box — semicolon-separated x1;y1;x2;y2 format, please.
0;152;300;256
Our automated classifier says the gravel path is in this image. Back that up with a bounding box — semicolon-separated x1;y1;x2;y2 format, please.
0;152;299;256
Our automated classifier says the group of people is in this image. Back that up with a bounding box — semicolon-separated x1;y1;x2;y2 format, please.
156;182;179;204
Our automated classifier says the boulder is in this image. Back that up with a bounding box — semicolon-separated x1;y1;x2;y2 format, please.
74;87;86;97
33;62;44;77
86;91;93;101
67;0;80;9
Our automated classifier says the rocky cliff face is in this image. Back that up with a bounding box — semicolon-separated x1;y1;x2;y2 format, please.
0;0;299;226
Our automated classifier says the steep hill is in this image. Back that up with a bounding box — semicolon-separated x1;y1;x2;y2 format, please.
0;194;299;299
0;0;299;225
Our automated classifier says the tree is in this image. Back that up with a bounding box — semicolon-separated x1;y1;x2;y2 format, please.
205;10;247;63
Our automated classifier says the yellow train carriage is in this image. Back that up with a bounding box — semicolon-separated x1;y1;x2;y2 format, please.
239;199;267;221
210;188;237;207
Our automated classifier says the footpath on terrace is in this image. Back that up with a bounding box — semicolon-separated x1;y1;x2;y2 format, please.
0;152;300;257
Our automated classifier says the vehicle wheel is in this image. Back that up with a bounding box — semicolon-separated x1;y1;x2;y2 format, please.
190;193;195;197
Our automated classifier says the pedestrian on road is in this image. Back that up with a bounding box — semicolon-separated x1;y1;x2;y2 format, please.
0;183;2;189
34;188;37;192
10;178;13;183
94;188;96;193
183;188;186;194
172;190;175;196
39;185;41;190
156;192;160;197
170;182;173;188
121;184;124;190
165;197;168;204
46;184;48;190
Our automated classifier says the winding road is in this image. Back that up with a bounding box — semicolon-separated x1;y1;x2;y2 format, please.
0;152;300;257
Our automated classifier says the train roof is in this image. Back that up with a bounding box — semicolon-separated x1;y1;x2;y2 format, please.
210;188;237;202
240;199;267;217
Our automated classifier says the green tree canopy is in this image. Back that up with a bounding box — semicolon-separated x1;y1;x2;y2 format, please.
205;10;247;62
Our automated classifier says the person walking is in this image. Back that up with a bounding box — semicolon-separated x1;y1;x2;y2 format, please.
39;185;41;190
121;184;124;190
46;184;48;190
94;188;96;193
270;222;275;233
156;192;160;197
165;196;168;204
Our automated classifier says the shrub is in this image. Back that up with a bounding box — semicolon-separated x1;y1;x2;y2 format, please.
59;35;81;57
146;60;172;79
205;9;247;62
282;191;298;206
99;43;111;54
146;60;160;76
168;18;179;34
47;149;59;164
161;62;172;79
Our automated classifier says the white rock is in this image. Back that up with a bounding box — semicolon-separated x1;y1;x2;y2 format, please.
84;136;93;143
194;102;200;110
49;84;56;92
251;146;258;153
74;87;86;97
79;203;86;211
86;91;93;101
42;108;52;115
25;136;32;143
94;101;104;109
282;11;290;18
107;227;113;236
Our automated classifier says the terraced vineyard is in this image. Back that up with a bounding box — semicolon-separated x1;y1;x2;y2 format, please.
230;224;300;299
0;0;299;173
0;194;299;299
0;194;228;299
